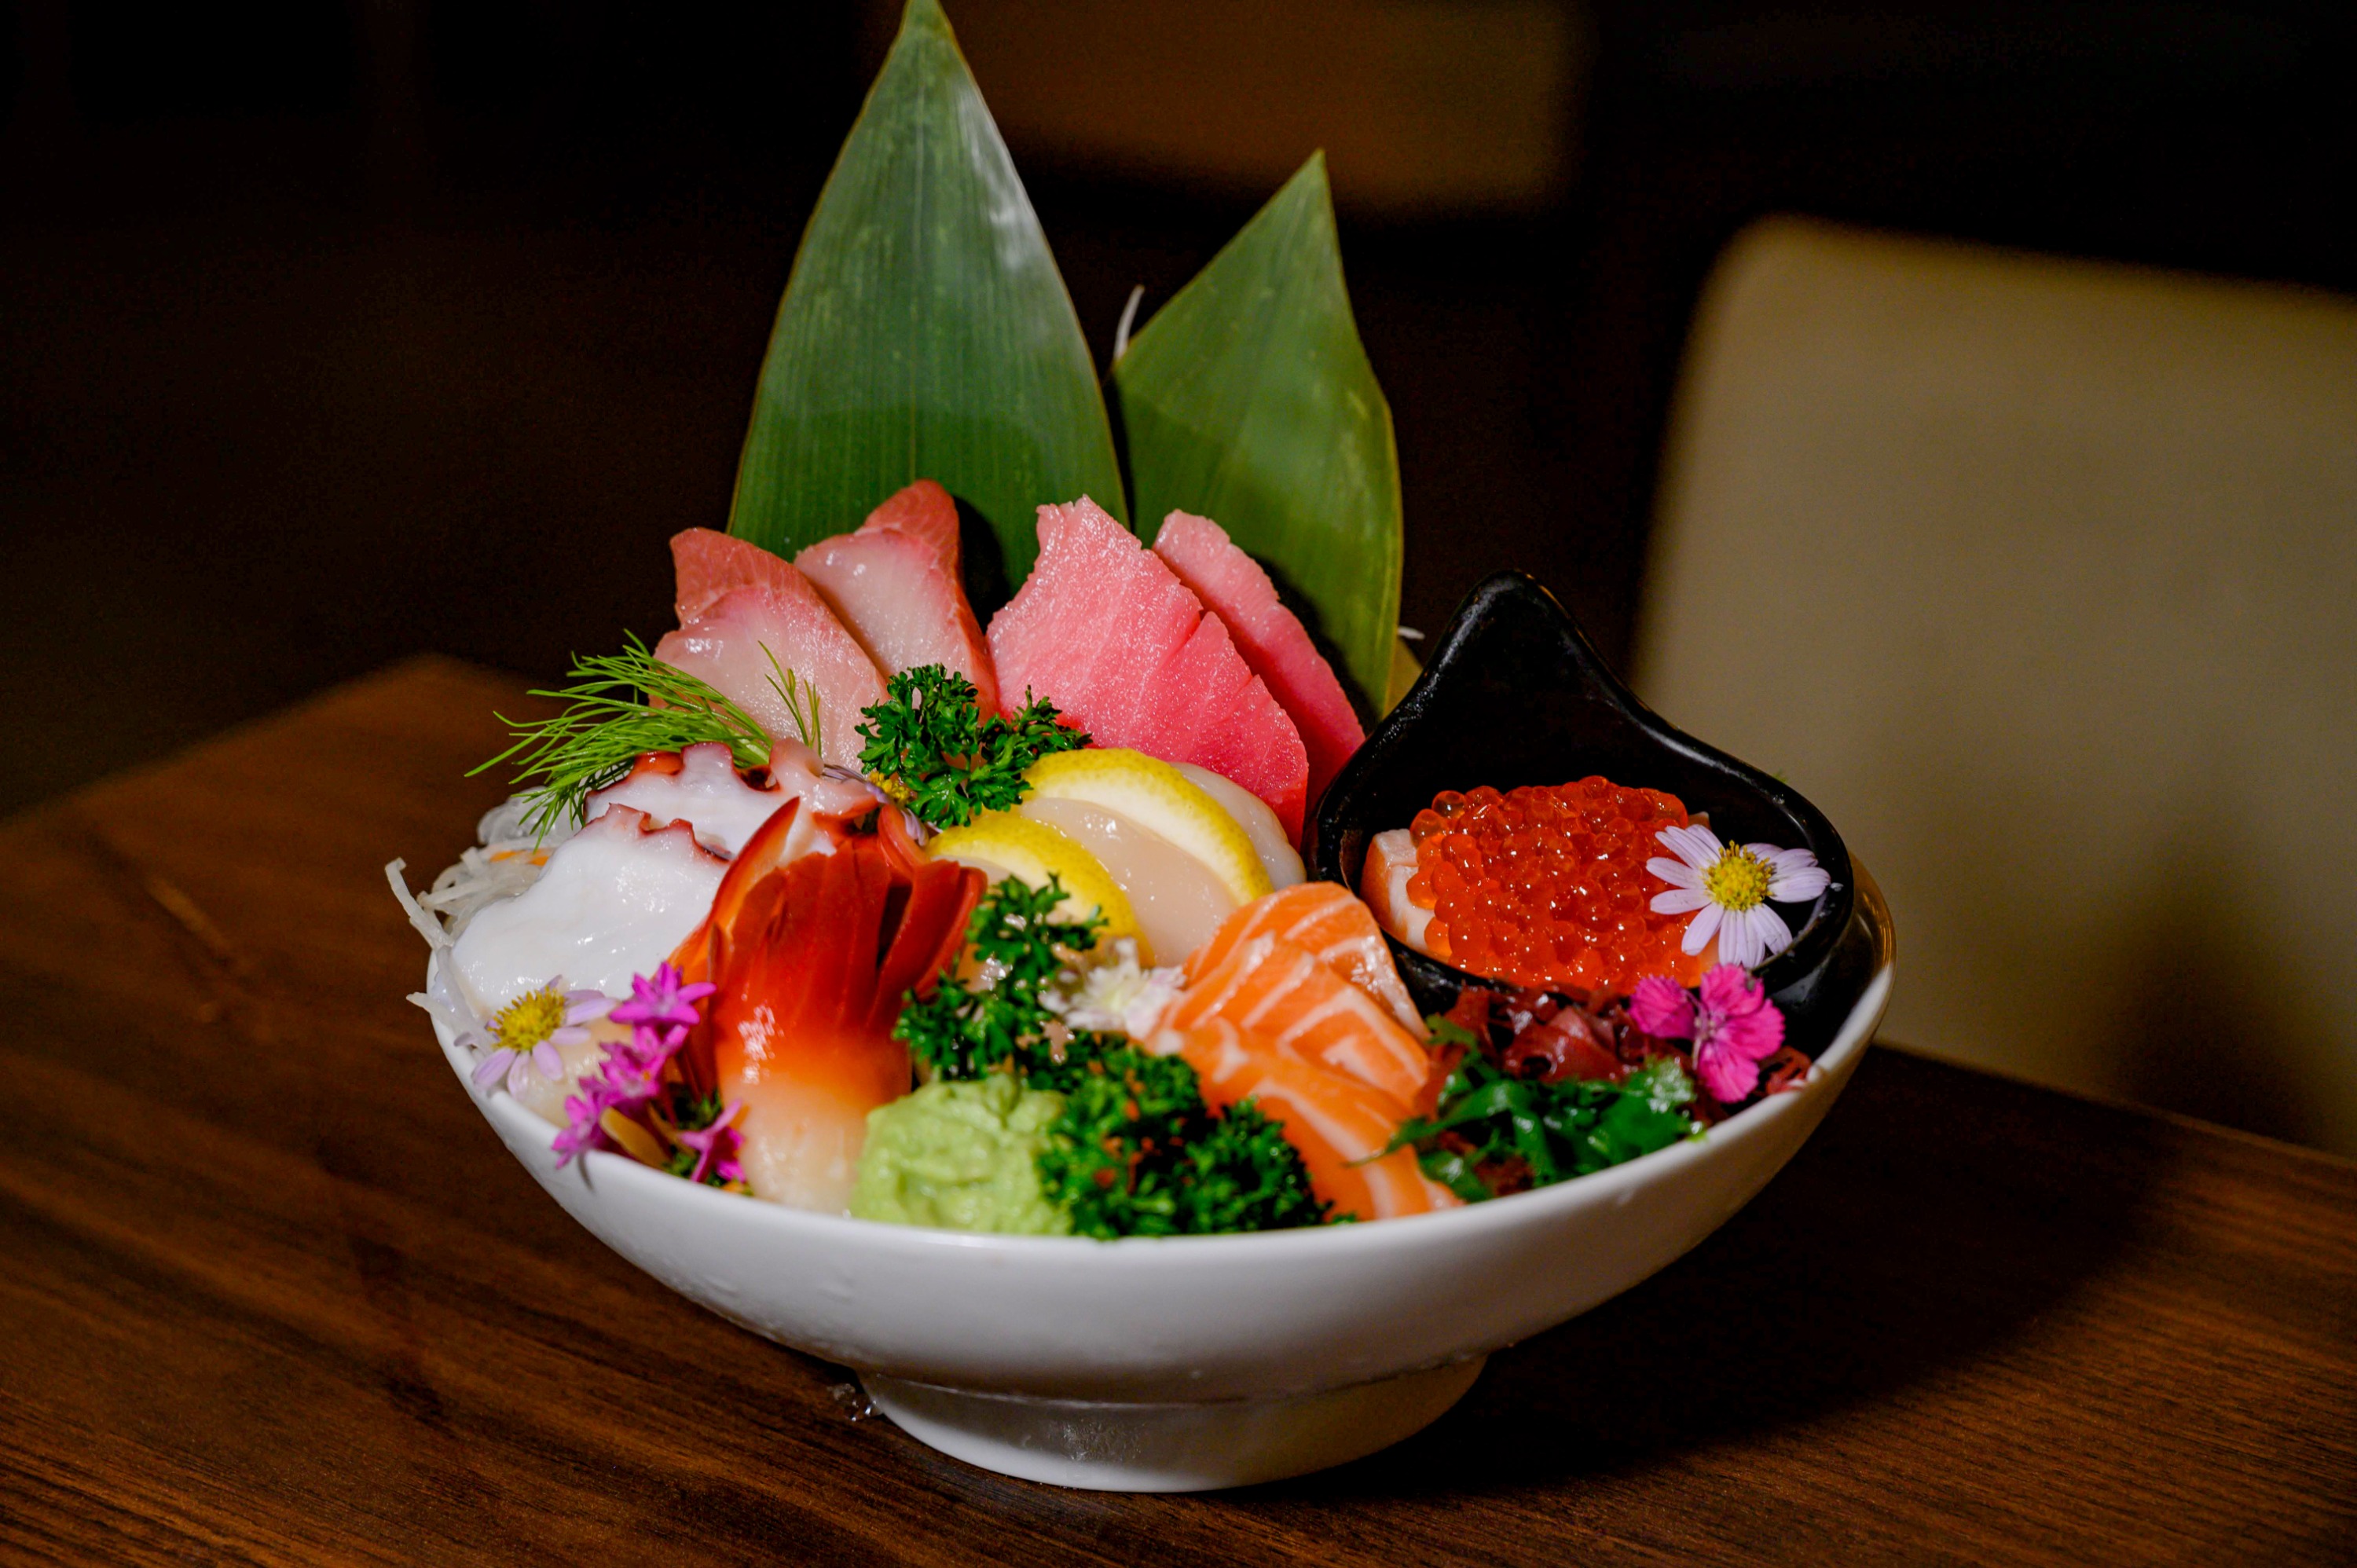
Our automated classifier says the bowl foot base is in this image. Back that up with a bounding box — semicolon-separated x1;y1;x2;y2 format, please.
862;1357;1486;1492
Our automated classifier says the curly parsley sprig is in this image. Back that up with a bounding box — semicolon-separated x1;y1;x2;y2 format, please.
895;874;1331;1236
855;665;1088;830
1039;1051;1330;1238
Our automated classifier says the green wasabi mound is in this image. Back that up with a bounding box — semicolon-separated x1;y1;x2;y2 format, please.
851;1076;1072;1234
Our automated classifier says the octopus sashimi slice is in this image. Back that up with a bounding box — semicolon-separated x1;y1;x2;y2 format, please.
585;739;872;859
1154;1017;1453;1222
1184;881;1423;1035
449;805;726;1015
1169;932;1435;1109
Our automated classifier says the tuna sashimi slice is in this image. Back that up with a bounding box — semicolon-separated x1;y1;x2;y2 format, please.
797;516;999;714
1151;511;1366;808
988;497;1310;842
671;528;804;622
860;478;962;580
655;576;886;771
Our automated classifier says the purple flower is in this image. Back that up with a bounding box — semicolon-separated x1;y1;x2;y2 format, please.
610;962;717;1031
1630;964;1787;1104
553;1083;614;1165
552;1017;695;1168
672;1099;746;1185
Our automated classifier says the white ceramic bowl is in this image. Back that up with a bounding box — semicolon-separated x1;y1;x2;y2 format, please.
434;885;1892;1492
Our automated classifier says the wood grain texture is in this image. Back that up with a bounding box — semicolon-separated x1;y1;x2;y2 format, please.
1;656;2351;1565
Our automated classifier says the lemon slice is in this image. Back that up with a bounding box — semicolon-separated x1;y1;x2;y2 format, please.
925;812;1147;959
1022;749;1273;907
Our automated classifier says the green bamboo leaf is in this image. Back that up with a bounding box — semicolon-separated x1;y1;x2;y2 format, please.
1112;152;1403;713
728;0;1124;592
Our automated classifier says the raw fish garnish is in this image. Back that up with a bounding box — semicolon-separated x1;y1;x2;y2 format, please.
1389;1012;1700;1203
854;664;1088;830
895;875;1330;1237
475;635;797;841
1630;965;1787;1104
1392;969;1800;1200
474;979;610;1098
1647;825;1833;970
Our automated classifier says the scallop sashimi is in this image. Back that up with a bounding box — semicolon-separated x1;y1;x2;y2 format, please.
987;496;1310;842
1185;881;1423;1036
703;829;981;1212
654;573;885;771
1169;931;1435;1109
797;521;999;713
449;804;726;1014
1151;511;1366;806
1153;1016;1453;1222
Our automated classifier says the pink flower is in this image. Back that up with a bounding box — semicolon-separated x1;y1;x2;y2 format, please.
1629;965;1787;1103
672;1099;746;1185
552;1083;615;1165
610;962;717;1031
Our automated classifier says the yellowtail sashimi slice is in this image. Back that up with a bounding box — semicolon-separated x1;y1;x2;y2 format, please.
658;533;885;770
795;495;999;712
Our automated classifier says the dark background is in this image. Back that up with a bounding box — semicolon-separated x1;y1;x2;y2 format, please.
2;0;2352;818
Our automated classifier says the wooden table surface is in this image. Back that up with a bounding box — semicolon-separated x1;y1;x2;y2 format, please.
2;656;2352;1566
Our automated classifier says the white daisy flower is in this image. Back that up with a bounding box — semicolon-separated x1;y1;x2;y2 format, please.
1647;824;1833;969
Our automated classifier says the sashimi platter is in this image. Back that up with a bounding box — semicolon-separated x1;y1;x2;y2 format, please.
389;0;1893;1491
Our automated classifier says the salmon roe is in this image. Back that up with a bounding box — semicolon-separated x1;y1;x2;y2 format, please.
1406;776;1713;996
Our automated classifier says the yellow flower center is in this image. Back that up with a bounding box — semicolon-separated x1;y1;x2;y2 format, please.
493;988;568;1050
1702;847;1774;912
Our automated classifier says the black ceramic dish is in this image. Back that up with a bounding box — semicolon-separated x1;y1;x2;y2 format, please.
1310;572;1881;1060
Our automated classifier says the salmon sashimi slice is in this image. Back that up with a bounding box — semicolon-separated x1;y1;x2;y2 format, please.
860;478;962;580
1169;931;1435;1109
703;834;983;1213
1155;1017;1453;1222
1185;882;1424;1036
796;521;1000;713
671;528;805;622
654;573;886;771
1151;512;1366;808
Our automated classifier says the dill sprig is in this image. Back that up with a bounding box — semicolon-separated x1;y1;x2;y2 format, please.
856;665;1088;829
472;634;800;841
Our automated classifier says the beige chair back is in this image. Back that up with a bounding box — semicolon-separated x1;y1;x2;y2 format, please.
1636;218;2357;1154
